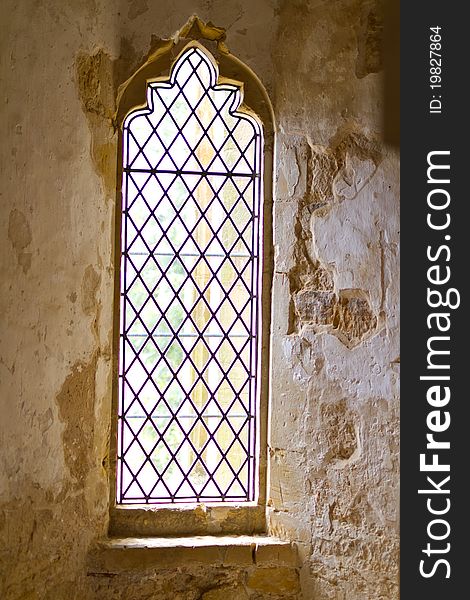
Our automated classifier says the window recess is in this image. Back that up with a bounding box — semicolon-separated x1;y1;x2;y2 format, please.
116;44;264;506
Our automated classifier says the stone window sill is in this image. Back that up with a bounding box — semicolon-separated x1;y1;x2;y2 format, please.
88;534;299;572
109;503;266;537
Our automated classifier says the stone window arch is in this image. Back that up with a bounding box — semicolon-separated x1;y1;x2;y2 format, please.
110;36;273;532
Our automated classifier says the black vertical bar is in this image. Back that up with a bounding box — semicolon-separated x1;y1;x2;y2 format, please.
119;127;129;504
251;132;263;502
401;3;467;597
246;172;254;501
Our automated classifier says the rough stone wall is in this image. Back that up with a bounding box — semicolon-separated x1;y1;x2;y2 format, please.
0;1;399;599
269;3;399;599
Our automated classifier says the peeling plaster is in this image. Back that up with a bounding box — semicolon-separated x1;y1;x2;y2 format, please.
293;289;378;348
56;355;98;483
128;0;149;21
355;0;385;78
8;209;32;274
75;49;117;198
285;130;382;344
81;265;101;317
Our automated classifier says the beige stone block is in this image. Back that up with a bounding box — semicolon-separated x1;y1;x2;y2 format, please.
202;585;249;600
90;535;298;572
247;566;300;594
222;543;254;566
255;542;299;567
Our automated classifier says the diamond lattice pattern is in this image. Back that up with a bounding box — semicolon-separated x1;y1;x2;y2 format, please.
117;46;263;503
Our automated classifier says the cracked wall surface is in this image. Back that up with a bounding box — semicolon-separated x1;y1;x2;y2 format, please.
270;4;399;599
0;1;399;599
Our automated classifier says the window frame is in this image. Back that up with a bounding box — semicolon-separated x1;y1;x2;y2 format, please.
109;39;274;535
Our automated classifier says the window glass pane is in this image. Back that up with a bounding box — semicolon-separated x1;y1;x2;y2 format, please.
117;46;263;504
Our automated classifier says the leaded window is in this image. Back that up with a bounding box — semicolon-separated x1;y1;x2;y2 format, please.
117;44;264;504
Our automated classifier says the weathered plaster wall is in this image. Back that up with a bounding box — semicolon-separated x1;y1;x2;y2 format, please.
268;3;399;599
271;1;399;600
0;1;119;597
0;1;399;599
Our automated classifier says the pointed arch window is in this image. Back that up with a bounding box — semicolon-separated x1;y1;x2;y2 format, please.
116;44;267;505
